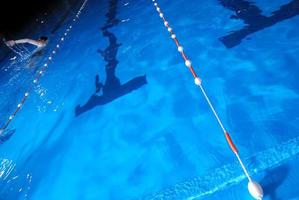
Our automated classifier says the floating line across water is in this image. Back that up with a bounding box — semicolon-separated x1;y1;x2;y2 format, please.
150;0;263;199
0;0;89;133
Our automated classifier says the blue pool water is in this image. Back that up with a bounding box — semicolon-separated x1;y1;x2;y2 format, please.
1;0;299;199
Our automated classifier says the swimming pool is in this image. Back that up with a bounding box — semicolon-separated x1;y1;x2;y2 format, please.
1;0;299;199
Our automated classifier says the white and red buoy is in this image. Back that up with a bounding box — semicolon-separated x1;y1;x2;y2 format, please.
248;181;264;200
151;0;263;199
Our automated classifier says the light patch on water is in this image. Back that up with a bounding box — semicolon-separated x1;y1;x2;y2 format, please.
0;158;33;199
34;84;63;113
0;159;15;181
121;18;131;23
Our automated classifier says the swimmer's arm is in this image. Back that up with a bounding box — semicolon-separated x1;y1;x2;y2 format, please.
14;39;43;47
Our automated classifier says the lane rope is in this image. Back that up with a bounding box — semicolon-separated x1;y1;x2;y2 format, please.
0;0;89;134
150;0;263;199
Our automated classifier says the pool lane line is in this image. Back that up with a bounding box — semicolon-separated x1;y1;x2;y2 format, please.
0;0;89;134
151;0;263;199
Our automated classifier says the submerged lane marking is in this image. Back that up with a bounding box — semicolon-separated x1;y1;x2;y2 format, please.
142;136;299;200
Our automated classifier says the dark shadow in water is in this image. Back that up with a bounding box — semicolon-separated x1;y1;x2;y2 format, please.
26;48;47;69
75;0;147;116
260;165;289;200
0;129;15;144
51;0;81;34
218;0;299;48
0;44;10;63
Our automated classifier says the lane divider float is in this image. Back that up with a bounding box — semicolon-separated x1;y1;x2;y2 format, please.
0;0;89;135
151;0;263;199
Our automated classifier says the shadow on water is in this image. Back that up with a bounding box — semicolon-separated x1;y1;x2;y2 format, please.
0;129;15;144
218;0;299;48
51;0;82;34
75;0;147;116
261;165;289;200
